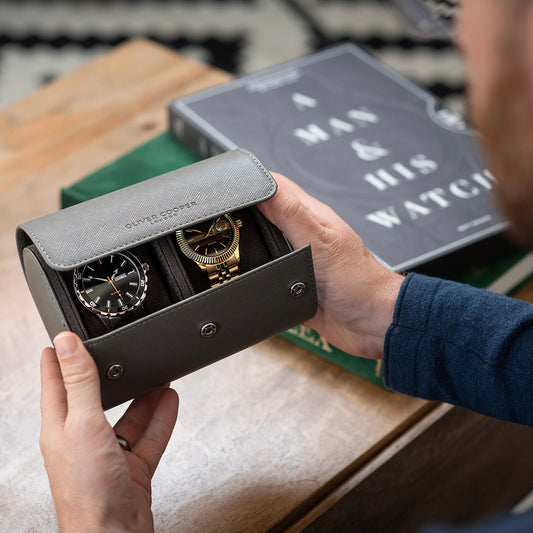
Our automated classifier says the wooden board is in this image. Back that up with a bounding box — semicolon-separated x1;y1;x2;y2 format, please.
295;404;533;532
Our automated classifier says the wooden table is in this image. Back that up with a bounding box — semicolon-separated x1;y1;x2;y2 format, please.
1;39;532;533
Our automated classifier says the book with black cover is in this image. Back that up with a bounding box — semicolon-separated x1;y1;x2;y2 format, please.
169;43;509;274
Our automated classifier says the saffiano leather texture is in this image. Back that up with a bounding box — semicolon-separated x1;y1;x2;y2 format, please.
17;149;278;270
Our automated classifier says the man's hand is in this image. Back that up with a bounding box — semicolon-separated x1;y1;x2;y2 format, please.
40;332;179;533
259;173;404;359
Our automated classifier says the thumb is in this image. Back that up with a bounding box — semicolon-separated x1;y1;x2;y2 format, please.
258;172;318;250
53;332;103;415
258;172;353;250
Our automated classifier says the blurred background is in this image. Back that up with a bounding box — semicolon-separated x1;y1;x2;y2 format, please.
0;0;465;112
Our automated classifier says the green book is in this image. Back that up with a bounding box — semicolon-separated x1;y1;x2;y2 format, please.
61;132;201;207
61;131;531;388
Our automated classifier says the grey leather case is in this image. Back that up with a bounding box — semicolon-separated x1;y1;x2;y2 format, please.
17;149;317;409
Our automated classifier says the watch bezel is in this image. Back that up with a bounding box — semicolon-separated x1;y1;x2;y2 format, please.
176;213;240;265
73;250;148;318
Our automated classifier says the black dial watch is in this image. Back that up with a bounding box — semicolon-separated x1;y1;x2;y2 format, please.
73;251;149;329
176;213;242;287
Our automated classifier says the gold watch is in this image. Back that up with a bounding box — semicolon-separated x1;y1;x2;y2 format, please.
176;213;242;287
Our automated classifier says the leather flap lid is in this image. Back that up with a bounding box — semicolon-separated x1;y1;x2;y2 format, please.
17;149;277;271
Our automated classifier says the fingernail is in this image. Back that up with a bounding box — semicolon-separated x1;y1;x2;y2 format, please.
54;333;77;358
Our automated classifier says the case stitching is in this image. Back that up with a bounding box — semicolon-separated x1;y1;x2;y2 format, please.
88;247;314;348
236;148;276;184
26;149;277;269
306;252;318;312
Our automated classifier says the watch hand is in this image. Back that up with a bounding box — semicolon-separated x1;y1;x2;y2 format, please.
186;233;208;245
184;221;218;244
206;218;218;237
186;230;223;245
186;218;227;245
107;276;123;298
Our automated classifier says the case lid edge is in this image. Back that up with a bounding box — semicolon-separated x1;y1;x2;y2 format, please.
16;148;277;271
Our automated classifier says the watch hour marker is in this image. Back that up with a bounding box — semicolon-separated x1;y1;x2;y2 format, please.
106;300;111;308
129;281;138;287
117;299;123;307
86;265;94;272
125;292;134;299
94;296;101;304
121;260;127;268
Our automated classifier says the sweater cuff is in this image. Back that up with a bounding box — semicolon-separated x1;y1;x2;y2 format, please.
382;273;442;396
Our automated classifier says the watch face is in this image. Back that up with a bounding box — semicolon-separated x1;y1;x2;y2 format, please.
73;251;148;317
176;214;240;264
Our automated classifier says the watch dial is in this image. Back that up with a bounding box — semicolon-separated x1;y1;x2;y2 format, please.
183;215;234;258
73;251;147;317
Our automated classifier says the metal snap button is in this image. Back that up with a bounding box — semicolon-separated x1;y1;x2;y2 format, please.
201;322;217;338
107;364;124;380
290;282;306;297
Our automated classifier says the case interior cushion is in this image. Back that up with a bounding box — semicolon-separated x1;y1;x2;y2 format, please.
27;205;292;341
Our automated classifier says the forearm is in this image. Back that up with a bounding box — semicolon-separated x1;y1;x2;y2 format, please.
383;274;533;427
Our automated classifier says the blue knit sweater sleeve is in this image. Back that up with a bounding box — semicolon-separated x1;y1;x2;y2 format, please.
383;273;533;427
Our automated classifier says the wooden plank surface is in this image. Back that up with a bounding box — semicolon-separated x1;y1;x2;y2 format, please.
0;39;432;531
296;404;533;532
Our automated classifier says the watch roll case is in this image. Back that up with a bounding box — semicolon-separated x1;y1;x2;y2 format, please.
17;149;317;409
